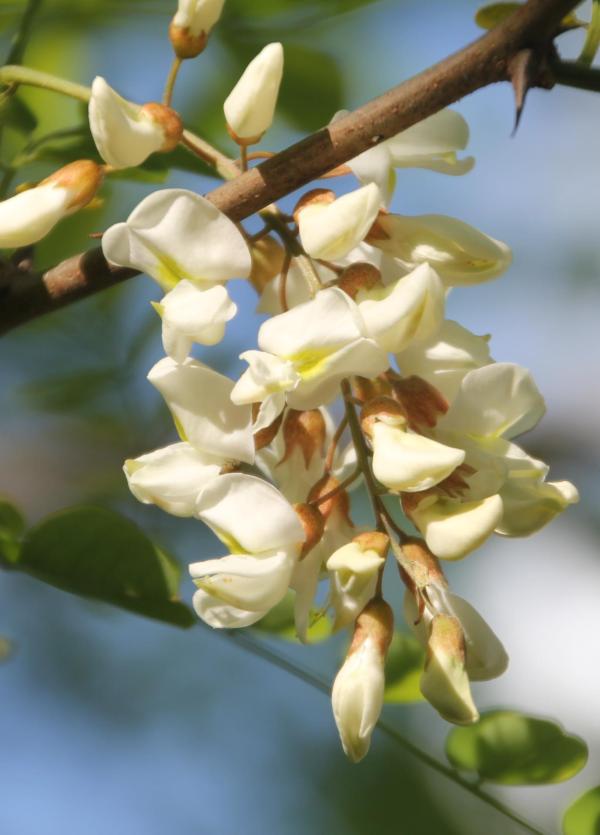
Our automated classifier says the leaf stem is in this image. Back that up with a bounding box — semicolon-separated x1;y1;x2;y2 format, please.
0;64;90;102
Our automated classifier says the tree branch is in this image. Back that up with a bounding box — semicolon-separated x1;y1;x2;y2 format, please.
0;0;581;336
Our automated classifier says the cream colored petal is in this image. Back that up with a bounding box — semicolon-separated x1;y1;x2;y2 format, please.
371;422;464;493
192;588;266;628
148;356;254;464
0;183;70;249
411;493;504;560
224;43;284;140
497;477;579;537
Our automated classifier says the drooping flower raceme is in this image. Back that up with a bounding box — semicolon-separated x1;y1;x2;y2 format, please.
107;63;579;766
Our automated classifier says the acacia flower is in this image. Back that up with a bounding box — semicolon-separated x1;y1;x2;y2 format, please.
190;473;305;628
0;160;103;249
169;0;225;58
89;77;183;169
334;108;473;205
224;43;284;144
102;188;251;291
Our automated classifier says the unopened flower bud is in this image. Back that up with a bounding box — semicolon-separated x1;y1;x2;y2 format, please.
337;262;382;299
389;373;449;429
332;598;393;763
0;160;104;249
169;0;225;59
249;235;286;293
420;614;479;725
89;77;183;169
297;182;381;261
224;42;284;145
294;502;325;558
281;408;326;467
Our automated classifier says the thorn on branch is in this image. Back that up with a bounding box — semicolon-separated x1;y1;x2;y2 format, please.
508;47;556;135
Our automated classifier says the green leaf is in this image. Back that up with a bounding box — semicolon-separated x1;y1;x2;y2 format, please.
0;497;25;564
18;506;195;628
445;710;588;785
384;632;425;703
475;3;584;31
563;786;600;835
253;591;332;642
0;93;37;134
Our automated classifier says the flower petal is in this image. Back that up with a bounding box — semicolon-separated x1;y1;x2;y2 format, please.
148;356;254;464
102;188;251;290
195;472;304;553
410;493;504;560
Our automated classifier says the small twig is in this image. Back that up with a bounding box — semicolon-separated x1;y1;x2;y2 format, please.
309;467;361;507
278;252;292;313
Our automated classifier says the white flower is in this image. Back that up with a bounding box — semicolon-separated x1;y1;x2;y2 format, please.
172;0;224;36
89;77;182;169
335;108;474;205
368;212;511;286
419;614;479;725
404;587;508;682
231;287;388;413
155;280;237;362
356;263;445;353
396;319;493;403
148;356;255;464
124;442;224;517
190;473;305;627
371;419;465;493
102;188;251;291
402;363;577;559
331;599;393;762
297;184;381;261
0;160;103;249
327;535;387;630
224;43;284;143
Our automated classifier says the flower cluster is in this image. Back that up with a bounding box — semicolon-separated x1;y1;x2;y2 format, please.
0;0;578;764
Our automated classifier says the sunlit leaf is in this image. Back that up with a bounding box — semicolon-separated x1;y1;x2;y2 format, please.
445;710;588;785
18;506;195;627
563;786;600;835
254;590;332;642
384;632;425;703
0;497;25;564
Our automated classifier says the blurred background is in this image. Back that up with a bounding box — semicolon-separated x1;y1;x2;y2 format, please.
1;1;599;832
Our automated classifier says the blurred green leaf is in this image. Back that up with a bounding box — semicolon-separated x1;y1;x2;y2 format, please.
18;506;195;627
384;632;425;703
445;710;588;785
563;786;600;835
475;3;584;30
254;590;331;642
0;497;25;564
579;0;600;66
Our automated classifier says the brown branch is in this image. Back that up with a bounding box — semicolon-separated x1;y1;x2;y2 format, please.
0;0;579;336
